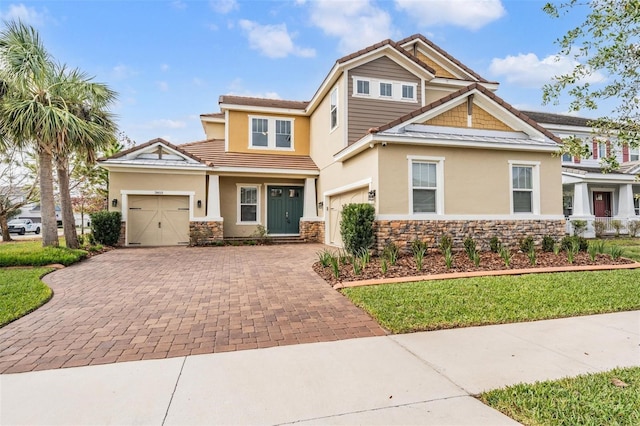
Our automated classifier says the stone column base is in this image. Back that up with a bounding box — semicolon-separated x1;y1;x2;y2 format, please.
190;221;224;246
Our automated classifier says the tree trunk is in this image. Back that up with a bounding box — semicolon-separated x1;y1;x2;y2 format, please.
0;215;12;242
38;149;59;247
57;157;79;249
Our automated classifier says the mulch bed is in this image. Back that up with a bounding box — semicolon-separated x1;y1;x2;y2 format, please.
313;251;636;286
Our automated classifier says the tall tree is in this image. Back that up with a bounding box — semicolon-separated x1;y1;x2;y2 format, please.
543;0;640;169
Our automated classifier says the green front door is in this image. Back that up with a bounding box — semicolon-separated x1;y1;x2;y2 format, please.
267;186;304;234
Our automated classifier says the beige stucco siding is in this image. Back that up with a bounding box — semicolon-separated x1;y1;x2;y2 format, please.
310;75;346;171
227;110;310;155
219;176;306;237
378;145;562;216
108;170;206;215
203;121;225;140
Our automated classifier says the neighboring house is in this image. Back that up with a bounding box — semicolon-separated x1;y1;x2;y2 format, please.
522;111;640;237
99;34;565;250
18;204;62;226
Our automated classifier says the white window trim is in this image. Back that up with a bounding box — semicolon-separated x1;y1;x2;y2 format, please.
509;160;540;215
630;146;639;161
330;87;338;132
408;155;445;215
236;184;261;225
248;116;295;151
352;76;417;103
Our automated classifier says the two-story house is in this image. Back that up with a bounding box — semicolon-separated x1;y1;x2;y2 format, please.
99;34;566;250
522;111;640;237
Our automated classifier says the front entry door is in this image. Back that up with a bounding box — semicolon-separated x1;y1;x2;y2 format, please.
593;191;611;217
267;186;304;234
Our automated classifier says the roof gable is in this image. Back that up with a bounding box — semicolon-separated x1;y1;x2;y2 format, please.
99;138;208;169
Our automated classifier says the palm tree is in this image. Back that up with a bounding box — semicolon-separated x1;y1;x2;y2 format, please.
53;68;117;248
0;21;117;247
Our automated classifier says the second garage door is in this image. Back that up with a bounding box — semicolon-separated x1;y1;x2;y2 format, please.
328;187;369;247
128;195;190;246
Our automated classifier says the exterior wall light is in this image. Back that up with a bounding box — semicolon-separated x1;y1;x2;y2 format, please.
197;200;202;208
111;198;118;207
368;190;376;201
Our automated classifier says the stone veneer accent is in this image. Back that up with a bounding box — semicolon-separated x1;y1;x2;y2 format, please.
374;219;566;254
300;220;324;243
190;221;224;246
117;221;126;247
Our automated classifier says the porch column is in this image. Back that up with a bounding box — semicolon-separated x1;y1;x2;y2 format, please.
572;182;591;217
303;177;318;218
618;183;636;217
207;175;222;219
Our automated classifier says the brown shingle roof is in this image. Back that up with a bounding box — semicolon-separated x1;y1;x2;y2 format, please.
336;38;436;75
180;139;318;171
396;34;493;83
218;96;309;110
520;111;595;128
372;83;562;144
200;112;225;119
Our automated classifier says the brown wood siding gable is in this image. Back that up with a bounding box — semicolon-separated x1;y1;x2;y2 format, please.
347;56;422;144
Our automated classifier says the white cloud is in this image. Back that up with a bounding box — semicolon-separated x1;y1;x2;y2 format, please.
489;52;606;88
238;20;315;59
111;64;138;80
395;0;505;30
160;64;170;72
307;0;395;54
210;0;238;14
0;3;46;26
157;81;169;91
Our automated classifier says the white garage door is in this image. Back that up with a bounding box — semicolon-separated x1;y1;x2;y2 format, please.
328;187;369;247
128;195;190;246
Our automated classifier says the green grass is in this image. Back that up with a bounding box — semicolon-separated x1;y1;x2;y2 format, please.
341;270;640;333
0;267;53;326
480;367;640;426
0;240;87;267
599;237;640;262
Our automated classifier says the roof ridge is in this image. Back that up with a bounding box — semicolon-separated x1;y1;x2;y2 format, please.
335;38;436;75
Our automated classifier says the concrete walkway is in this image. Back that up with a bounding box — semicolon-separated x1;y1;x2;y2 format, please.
2;311;638;425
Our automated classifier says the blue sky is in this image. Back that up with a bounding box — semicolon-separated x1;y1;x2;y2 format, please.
0;0;600;145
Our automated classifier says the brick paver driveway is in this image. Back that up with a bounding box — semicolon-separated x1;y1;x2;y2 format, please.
0;245;385;374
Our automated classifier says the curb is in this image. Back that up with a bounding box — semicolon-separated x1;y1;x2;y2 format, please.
333;261;640;290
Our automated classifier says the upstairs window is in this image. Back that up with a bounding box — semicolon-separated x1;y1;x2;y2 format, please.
631;146;639;161
380;82;392;97
561;152;572;162
330;87;338;131
249;116;294;150
402;84;414;100
356;79;370;95
598;142;607;159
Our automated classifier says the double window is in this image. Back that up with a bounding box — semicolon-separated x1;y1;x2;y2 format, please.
409;156;444;214
250;117;294;150
238;185;260;224
510;161;540;214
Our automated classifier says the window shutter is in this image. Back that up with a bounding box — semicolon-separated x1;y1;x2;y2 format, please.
574;156;581;164
606;141;611;156
623;144;630;162
592;140;598;159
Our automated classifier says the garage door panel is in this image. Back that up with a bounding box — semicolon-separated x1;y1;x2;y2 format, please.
128;195;190;246
328;187;368;247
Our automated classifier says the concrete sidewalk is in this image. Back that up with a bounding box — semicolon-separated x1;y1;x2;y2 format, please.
2;311;638;425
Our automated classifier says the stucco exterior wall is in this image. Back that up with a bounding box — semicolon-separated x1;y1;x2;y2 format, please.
202;121;225;140
309;74;346;171
377;145;562;216
108;170;206;215
226;110;310;155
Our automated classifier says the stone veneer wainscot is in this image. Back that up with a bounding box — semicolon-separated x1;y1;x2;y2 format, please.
189;221;224;246
300;220;325;243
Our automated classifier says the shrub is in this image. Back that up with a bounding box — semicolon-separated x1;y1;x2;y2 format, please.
317;249;335;267
499;246;511;267
414;246;426;271
340;203;375;256
411;239;428;256
519;236;535;253
489;236;502;253
570;219;587;236
438;234;453;254
89;211;122;246
382;242;399;265
380;259;388;275
587;243;598;261
463;236;477;259
541;235;555;252
610;245;624;260
610;219;623;237
329;256;340;279
628;220;640;237
471;250;481;267
528;246;536;266
560;236;588;252
443;247;453;269
594;220;606;238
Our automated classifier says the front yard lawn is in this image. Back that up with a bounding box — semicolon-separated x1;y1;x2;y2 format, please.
601;237;640;262
0;267;53;326
480;366;640;426
341;270;640;333
0;240;87;267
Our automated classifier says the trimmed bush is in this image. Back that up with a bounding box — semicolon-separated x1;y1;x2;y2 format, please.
438;234;453;254
542;235;555;252
489;236;502;253
340;203;375;256
519;236;535;253
463;236;477;258
560;235;588;252
90;211;122;246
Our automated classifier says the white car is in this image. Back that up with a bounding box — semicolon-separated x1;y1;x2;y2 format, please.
8;219;41;235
